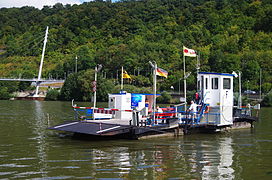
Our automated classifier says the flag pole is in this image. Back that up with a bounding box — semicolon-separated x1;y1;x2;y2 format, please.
93;64;102;109
148;61;157;124
239;71;242;109
121;66;124;91
259;68;262;101
94;66;98;109
183;54;187;112
196;52;200;90
153;62;157;123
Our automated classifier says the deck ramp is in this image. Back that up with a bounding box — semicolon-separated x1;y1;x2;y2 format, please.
48;121;134;136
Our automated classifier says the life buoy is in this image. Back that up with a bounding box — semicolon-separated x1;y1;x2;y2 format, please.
204;106;210;113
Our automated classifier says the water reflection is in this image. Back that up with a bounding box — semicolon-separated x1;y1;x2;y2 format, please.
176;136;235;179
72;137;234;179
32;100;48;178
218;137;234;179
201;137;234;180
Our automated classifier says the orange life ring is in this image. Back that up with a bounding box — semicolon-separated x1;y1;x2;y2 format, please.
204;106;210;113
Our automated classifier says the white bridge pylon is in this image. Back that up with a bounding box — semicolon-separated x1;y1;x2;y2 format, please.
34;26;49;97
0;26;64;96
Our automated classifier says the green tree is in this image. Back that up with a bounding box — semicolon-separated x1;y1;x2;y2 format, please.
59;73;82;101
157;92;172;104
45;88;60;101
261;92;272;107
0;0;272;97
0;87;12;100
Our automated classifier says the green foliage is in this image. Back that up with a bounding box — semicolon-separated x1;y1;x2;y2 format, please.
261;92;272;107
0;0;271;97
157;92;172;104
76;44;96;71
59;73;82;101
77;69;95;101
59;70;96;101
0;87;12;100
187;90;197;103
131;75;152;87
0;81;19;93
45;88;60;101
59;70;152;101
120;84;152;94
262;83;272;94
97;79;117;102
60;70;114;101
18;82;32;91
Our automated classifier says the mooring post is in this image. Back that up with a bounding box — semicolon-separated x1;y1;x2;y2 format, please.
136;112;139;126
183;112;189;135
132;111;136;126
47;113;50;127
175;127;179;137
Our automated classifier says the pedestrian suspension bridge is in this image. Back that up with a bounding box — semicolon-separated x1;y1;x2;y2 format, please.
0;26;65;97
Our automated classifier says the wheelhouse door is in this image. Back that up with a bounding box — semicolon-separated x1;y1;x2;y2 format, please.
220;76;233;125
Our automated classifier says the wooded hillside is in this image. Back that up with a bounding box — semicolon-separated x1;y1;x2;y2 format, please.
0;0;271;100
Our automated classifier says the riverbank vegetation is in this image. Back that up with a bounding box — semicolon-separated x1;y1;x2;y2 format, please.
261;92;272;107
0;0;271;104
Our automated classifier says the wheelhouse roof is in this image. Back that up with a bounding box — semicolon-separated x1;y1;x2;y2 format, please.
110;93;160;95
198;72;234;77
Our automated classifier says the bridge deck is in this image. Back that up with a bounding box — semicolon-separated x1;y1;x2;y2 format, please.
0;78;64;82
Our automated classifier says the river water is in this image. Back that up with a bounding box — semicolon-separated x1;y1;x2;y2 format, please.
0;100;271;179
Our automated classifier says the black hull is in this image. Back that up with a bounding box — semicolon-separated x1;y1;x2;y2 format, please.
48;119;180;140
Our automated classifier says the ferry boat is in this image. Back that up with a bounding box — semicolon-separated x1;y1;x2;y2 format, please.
48;71;259;139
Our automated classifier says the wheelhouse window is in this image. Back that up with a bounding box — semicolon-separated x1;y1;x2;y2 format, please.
201;76;204;91
223;78;231;89
212;78;218;89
